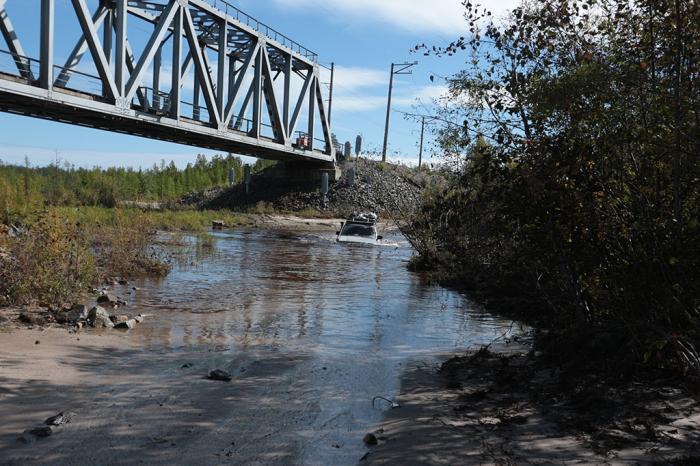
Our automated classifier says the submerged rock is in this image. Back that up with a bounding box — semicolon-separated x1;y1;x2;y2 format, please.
362;433;378;446
25;426;52;438
208;370;232;382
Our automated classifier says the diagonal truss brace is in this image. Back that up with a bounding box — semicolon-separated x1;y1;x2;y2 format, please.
70;0;118;100
0;0;33;80
261;46;286;142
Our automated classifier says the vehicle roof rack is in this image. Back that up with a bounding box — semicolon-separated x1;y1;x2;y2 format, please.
347;212;378;225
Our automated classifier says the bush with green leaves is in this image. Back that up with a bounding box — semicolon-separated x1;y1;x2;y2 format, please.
408;0;700;374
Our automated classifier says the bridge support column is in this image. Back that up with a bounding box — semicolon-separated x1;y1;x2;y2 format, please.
40;0;54;90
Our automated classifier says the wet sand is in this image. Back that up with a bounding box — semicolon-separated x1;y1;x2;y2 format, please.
0;327;321;465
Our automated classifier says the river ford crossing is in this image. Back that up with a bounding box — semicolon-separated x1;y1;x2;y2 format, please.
0;227;515;465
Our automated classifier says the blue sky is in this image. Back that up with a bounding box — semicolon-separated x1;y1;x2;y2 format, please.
0;0;515;169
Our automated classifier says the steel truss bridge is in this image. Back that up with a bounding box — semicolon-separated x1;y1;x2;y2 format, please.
0;0;335;164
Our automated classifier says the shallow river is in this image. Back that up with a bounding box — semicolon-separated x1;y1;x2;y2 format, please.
0;228;515;466
117;228;513;465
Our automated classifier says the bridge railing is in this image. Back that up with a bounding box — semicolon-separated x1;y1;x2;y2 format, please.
0;49;38;82
54;65;104;96
204;0;318;62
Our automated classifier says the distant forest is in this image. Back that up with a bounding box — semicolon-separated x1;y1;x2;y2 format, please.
0;154;274;216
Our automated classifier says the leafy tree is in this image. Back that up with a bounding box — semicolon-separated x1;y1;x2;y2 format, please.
410;0;700;374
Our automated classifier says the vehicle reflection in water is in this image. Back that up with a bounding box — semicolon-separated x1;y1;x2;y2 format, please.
126;228;517;465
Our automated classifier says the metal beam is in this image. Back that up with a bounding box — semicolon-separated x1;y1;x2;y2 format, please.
183;5;220;125
307;75;316;150
315;77;331;152
153;44;162;110
39;0;54;90
70;0;118;100
233;83;254;131
102;8;113;97
223;42;259;127
170;6;182;118
55;6;108;88
125;0;178;102
193;71;201;120
250;45;262;138
217;19;227;120
261;47;286;142
283;54;291;133
288;69;313;141
0;0;33;80
114;0;126;97
123;37;149;108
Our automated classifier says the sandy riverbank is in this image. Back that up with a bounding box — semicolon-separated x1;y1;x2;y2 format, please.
362;344;700;465
250;214;398;233
0;325;326;465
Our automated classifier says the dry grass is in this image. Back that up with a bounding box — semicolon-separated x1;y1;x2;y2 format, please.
0;212;95;306
1;206;246;307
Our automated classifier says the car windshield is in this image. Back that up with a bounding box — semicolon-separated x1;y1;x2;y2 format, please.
341;224;376;238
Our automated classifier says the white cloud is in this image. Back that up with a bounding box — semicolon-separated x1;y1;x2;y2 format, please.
332;84;448;112
332;95;386;112
273;0;520;35
319;64;449;112
331;66;387;90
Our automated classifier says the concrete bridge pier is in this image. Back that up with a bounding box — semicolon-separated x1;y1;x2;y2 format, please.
260;162;342;185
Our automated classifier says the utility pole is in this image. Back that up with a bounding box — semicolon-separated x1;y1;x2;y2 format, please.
328;62;335;128
418;116;425;169
382;61;417;162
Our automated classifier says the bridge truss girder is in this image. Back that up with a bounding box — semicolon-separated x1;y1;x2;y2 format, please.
0;0;335;164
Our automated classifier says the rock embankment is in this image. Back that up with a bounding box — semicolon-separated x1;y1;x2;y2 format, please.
181;159;430;217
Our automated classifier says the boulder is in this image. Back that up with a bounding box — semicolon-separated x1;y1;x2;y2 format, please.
25;426;52;438
19;311;46;326
44;412;74;426
88;306;114;328
109;315;129;324
96;294;119;306
207;370;232;382
362;433;378;446
56;305;88;325
114;319;137;330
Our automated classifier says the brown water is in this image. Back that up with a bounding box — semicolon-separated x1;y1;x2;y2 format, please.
106;228;514;465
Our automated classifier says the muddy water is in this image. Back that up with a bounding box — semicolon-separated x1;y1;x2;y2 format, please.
119;229;512;465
